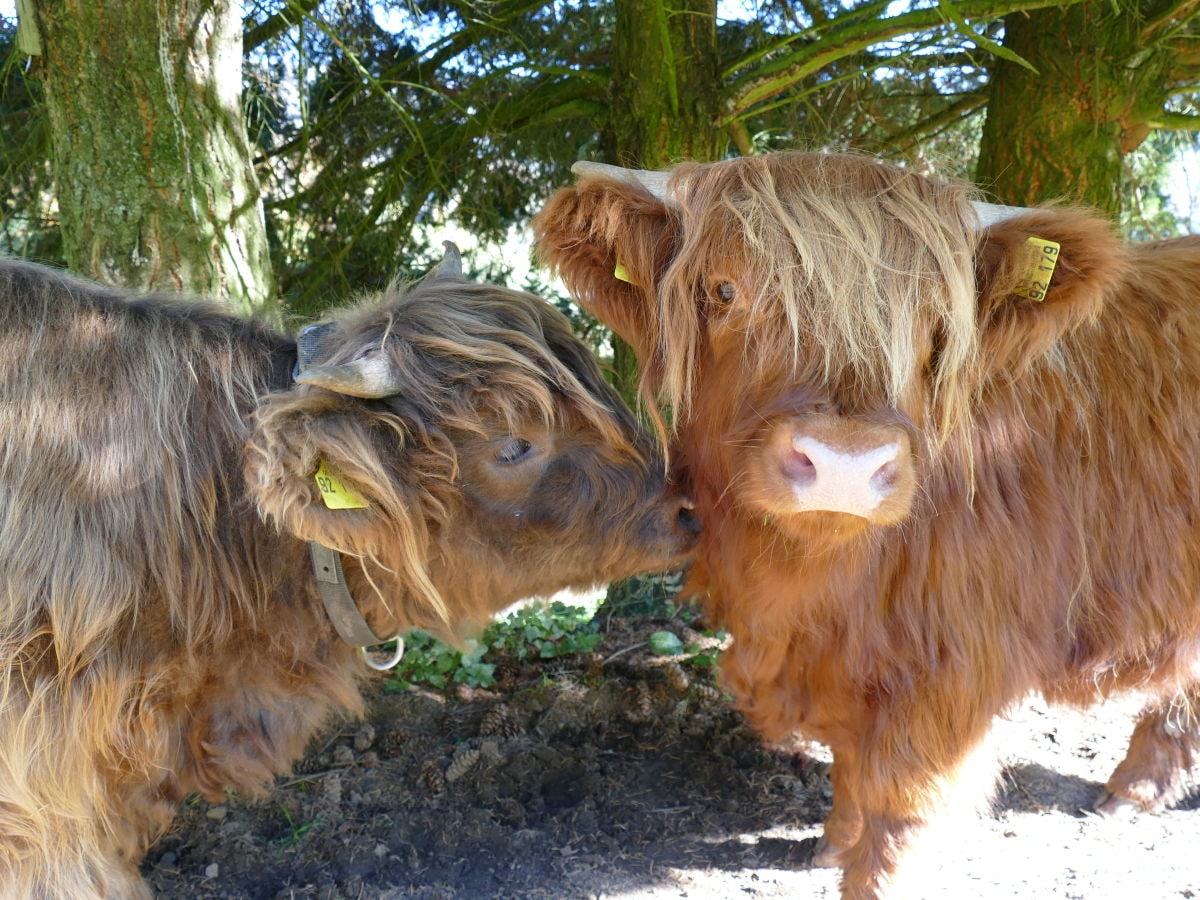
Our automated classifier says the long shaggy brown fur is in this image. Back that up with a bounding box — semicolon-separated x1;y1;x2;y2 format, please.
0;257;693;898
534;150;1200;898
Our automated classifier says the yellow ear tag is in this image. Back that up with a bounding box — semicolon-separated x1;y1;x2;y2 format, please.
613;261;632;283
314;460;368;510
1014;236;1061;302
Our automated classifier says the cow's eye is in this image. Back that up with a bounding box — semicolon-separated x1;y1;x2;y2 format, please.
495;437;534;464
713;281;736;304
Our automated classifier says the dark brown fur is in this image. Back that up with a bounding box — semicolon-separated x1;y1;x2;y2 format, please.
0;257;694;898
534;151;1200;898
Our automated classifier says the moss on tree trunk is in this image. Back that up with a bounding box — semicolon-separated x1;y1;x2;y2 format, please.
32;0;275;313
602;0;724;409
608;0;724;167
977;2;1173;215
599;0;725;616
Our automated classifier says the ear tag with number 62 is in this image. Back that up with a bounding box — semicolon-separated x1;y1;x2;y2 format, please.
315;460;368;510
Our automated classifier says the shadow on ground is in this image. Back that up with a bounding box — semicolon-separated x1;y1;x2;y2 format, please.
143;616;1199;900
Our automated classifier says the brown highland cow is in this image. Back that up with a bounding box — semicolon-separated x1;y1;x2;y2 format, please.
534;151;1200;898
0;246;696;898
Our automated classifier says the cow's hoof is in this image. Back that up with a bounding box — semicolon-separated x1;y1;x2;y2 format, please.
1094;790;1139;817
812;834;845;868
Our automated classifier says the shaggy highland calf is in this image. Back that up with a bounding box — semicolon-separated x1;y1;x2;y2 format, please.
0;247;696;898
534;152;1200;898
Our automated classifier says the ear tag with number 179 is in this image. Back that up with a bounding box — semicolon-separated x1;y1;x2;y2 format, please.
1014;237;1061;302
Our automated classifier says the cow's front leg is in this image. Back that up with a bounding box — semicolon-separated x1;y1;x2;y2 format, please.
829;762;928;899
812;756;864;868
826;699;998;900
836;811;924;899
1098;686;1200;815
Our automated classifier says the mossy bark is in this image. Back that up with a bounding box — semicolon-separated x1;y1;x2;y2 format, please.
976;2;1173;215
604;0;724;406
599;1;725;612
32;0;275;313
608;0;725;168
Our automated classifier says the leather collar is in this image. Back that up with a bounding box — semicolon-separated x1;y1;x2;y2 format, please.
308;543;405;670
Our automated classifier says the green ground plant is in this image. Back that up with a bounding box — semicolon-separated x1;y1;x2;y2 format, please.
385;601;605;692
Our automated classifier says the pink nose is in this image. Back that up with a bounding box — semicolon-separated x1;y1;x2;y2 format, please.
782;435;902;518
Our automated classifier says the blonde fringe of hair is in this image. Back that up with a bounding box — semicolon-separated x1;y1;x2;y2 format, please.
0;647;174;897
659;152;982;444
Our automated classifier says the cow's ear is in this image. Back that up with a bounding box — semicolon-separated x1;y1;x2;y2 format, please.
974;208;1128;376
248;394;462;630
533;174;676;371
245;394;434;566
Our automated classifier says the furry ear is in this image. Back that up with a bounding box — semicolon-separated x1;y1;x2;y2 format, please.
533;174;677;373
974;207;1130;377
244;392;448;620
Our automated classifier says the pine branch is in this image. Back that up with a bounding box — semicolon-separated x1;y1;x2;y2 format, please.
721;0;1087;123
882;93;987;156
243;0;323;53
1152;110;1200;130
1141;0;1200;42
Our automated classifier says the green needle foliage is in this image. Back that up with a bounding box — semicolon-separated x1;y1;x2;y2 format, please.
6;1;1198;310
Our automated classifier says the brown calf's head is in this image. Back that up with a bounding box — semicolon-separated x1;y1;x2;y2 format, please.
246;246;697;637
534;152;1126;542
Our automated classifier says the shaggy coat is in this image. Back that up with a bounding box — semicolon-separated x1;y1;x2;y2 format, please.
534;151;1200;898
0;255;694;898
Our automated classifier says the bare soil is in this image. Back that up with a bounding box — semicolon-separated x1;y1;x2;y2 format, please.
142;607;1200;900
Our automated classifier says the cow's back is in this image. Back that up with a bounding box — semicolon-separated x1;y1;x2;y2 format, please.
1074;235;1200;683
0;258;291;660
0;260;306;892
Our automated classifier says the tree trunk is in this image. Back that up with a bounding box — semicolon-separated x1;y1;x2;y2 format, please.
976;2;1172;215
598;0;725;614
602;0;724;408
30;0;275;313
608;0;725;168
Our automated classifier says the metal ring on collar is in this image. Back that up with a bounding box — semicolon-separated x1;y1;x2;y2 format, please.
360;636;405;672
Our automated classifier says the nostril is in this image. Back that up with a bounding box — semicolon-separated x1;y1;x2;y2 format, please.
783;450;817;488
677;504;702;538
871;459;898;496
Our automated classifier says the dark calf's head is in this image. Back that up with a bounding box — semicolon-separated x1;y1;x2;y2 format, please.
246;245;696;638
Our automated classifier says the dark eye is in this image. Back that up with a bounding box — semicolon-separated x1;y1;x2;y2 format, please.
713;281;736;304
495;437;534;464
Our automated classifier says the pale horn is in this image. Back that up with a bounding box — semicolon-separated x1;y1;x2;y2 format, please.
570;159;1031;228
295;241;466;399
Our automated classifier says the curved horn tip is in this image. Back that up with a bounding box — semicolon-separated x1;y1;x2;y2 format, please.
970;200;1033;229
569;160;673;202
437;240;463;278
295;353;403;400
571;160;631;179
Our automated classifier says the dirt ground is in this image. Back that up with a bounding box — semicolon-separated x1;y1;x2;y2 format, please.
141;604;1200;900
